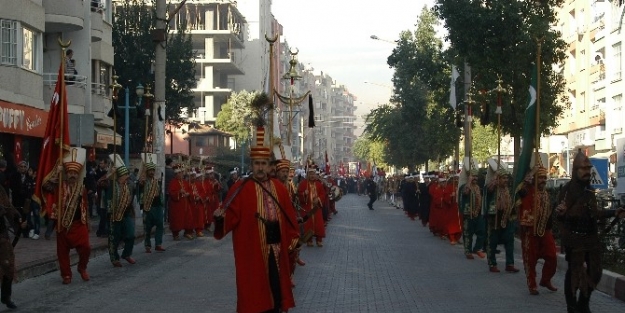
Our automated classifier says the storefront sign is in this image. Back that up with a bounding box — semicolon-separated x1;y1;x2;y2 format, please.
0;100;48;137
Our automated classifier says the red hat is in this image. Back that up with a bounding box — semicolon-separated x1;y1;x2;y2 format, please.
250;127;271;160
276;159;290;172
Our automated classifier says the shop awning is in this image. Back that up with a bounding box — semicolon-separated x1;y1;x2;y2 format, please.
94;125;122;146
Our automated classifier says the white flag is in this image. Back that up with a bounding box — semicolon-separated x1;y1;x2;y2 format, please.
449;65;460;110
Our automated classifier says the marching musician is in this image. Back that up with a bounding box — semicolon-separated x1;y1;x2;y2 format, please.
192;171;207;237
43;148;91;284
298;165;328;247
204;167;221;232
139;162;165;253
167;165;189;241
213;126;299;313
107;165;137;267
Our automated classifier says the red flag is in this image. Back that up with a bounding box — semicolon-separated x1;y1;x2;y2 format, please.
325;151;330;175
34;64;71;217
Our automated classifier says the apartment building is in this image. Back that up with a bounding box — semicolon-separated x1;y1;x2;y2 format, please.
165;0;247;125
553;0;625;174
0;0;116;169
297;66;357;170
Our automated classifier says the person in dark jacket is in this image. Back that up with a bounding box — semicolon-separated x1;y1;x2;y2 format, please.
365;176;377;210
556;150;625;313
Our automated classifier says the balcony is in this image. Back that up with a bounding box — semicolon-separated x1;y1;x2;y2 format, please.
91;83;110;121
91;12;103;42
195;51;244;75
43;73;87;114
588;110;606;127
44;0;84;32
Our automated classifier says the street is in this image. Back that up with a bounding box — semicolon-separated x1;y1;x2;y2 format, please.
10;194;625;313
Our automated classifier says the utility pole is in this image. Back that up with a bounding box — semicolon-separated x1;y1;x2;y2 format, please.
154;0;166;182
463;61;472;163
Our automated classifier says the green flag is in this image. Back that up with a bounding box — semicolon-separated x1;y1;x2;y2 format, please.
513;64;538;193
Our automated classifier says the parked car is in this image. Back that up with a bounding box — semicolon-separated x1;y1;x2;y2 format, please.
546;178;570;191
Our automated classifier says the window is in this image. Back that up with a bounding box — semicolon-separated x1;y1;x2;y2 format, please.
614;94;622;111
1;20;17;65
592;98;605;111
22;26;36;70
613;42;621;80
208;136;216;146
195;137;207;147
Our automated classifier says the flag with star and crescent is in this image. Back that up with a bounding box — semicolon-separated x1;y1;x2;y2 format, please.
33;64;71;217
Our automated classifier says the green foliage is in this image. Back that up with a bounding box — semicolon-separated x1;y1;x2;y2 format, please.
365;6;460;169
215;90;258;145
112;0;197;154
435;0;567;141
353;137;388;168
210;145;249;175
468;120;499;164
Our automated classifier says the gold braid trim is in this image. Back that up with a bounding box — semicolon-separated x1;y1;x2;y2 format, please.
534;189;551;237
497;187;513;228
60;183;83;230
112;182;132;222
141;178;159;212
469;185;482;218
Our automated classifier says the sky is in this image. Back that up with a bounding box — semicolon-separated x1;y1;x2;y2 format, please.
272;0;437;121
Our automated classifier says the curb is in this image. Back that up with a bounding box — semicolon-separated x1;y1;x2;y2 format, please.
16;234;146;283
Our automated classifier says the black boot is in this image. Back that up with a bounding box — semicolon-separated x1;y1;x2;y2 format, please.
577;290;592;313
564;270;579;313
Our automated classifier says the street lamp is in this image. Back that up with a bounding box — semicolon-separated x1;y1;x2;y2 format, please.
561;140;570;177
369;35;397;44
118;83;140;165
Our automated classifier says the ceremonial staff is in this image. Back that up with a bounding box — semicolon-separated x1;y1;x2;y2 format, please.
533;38;545;227
265;33;278;146
109;75;122;208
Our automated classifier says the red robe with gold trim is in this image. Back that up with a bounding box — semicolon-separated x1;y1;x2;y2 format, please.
168;178;190;234
297;179;328;239
193;180;207;232
214;178;299;313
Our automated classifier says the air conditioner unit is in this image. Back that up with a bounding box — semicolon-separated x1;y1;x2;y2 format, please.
614;127;623;134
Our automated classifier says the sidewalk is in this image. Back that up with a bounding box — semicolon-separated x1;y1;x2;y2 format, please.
14;212;148;282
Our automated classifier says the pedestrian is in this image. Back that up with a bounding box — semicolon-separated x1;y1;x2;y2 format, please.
94;158;110;238
0;184;24;310
139;162;165;253
164;158;174;223
484;168;519;273
26;167;40;240
43;148;91;284
213;126;299;313
298;165;328;246
459;169;486;259
556;151;625;312
365;175;377;210
517;165;557;295
9;161;33;239
107;165;136;267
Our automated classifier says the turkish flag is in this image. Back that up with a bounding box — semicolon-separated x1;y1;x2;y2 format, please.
33;64;71;217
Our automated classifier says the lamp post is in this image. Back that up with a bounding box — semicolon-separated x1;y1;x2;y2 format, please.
118;83;140;165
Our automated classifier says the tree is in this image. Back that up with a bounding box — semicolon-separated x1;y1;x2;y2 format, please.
435;0;568;164
112;0;196;154
215;90;258;145
353;137;389;168
468;120;499;165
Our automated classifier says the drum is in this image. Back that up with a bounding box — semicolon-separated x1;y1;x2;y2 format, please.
330;185;342;202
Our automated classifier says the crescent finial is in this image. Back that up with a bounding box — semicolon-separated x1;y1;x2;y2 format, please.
57;37;71;49
265;33;279;43
289;47;299;56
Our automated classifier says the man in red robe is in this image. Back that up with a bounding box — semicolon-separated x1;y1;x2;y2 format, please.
204;168;221;231
167;165;189;241
192;172;206;237
45;148;91;284
297;166;328;247
517;165;557;295
214;126;299;313
442;176;462;245
428;177;443;237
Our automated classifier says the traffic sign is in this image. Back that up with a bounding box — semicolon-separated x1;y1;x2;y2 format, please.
589;158;608;190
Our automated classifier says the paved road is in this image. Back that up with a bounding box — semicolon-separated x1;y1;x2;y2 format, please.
9;194;625;312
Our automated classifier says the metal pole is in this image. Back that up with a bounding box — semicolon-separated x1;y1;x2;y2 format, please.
463;61;472;162
154;0;166;186
241;141;244;173
125;86;130;165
